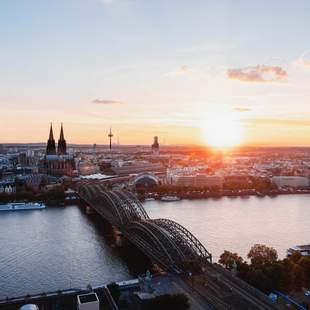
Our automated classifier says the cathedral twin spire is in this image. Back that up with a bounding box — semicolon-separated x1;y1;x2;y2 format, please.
46;123;67;155
57;123;67;155
46;123;56;155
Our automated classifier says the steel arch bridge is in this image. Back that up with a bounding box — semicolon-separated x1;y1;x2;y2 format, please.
78;182;212;272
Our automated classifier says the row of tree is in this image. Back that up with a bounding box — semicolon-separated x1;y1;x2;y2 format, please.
0;188;65;204
137;179;277;197
219;244;310;294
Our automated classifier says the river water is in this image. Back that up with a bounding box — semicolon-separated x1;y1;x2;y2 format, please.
144;194;310;262
0;195;309;298
0;206;133;298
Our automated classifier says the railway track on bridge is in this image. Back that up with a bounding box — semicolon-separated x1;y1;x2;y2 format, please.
77;182;212;272
77;182;278;309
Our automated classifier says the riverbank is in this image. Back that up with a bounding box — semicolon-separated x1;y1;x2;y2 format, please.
139;188;310;201
0;190;81;207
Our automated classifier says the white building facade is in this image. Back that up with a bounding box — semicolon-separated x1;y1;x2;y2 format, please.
272;176;309;188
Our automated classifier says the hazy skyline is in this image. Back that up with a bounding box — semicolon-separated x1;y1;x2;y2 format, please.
1;0;310;146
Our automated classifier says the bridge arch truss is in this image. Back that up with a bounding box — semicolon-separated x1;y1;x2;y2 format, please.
78;183;212;272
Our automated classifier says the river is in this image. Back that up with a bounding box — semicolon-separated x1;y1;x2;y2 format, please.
144;194;310;262
0;206;133;298
0;194;309;298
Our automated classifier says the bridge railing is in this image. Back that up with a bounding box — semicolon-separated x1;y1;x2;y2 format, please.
77;184;213;272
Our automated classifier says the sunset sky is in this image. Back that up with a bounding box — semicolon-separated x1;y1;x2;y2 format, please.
1;0;310;146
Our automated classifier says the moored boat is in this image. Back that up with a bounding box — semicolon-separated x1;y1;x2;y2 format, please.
160;196;181;202
144;197;155;201
0;202;45;211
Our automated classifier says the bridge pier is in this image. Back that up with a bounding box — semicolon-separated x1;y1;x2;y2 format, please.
112;227;124;247
78;186;212;273
85;205;95;214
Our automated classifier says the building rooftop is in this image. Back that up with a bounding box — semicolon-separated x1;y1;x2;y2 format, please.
290;245;310;251
77;293;98;304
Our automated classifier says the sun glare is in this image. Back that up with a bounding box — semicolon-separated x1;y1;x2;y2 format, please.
201;113;245;149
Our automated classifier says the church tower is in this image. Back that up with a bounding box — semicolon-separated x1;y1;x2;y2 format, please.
57;123;67;155
46;123;56;155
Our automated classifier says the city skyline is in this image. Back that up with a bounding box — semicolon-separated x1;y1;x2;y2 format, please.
1;1;310;147
2;2;310;307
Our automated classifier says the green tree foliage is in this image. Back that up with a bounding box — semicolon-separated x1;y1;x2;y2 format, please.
145;293;190;310
291;264;305;292
0;187;65;203
219;250;243;270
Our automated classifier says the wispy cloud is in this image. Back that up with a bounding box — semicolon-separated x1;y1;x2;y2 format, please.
163;64;210;80
245;118;310;127
233;107;251;112
92;99;122;104
164;64;190;77
297;50;310;67
227;65;287;82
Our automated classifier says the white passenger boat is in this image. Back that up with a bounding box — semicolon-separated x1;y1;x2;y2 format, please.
144;197;155;201
0;202;45;211
287;245;310;257
160;196;181;202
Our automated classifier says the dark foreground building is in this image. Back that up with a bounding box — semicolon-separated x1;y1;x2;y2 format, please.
39;124;75;177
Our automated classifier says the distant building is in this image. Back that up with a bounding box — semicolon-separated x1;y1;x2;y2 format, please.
25;174;58;192
92;143;97;157
77;292;99;310
272;176;309;188
195;174;223;188
131;172;160;189
0;179;16;194
57;124;67;155
151;136;159;155
18;152;31;166
171;174;223;188
111;162;164;175
78;161;100;176
39;124;75;177
46;123;57;155
108;128;113;150
287;245;310;257
0;156;10;171
223;175;251;187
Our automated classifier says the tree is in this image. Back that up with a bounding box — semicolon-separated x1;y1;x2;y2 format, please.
265;261;291;293
219;250;243;270
289;251;302;264
291;264;305;292
298;256;310;284
237;261;250;280
145;293;190;310
246;267;273;293
247;244;278;267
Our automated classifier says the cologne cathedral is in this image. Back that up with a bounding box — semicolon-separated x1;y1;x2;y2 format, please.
39;124;75;177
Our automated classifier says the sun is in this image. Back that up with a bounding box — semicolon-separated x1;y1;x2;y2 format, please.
200;113;245;149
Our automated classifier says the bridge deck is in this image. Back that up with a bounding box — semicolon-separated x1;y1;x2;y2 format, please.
77;183;278;309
